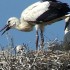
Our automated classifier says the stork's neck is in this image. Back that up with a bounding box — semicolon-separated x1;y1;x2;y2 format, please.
15;19;34;32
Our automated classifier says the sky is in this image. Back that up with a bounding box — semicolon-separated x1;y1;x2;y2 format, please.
0;0;70;49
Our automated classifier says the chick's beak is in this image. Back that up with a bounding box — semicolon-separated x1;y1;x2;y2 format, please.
0;24;11;35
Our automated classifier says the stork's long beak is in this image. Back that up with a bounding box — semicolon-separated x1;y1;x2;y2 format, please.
0;24;10;35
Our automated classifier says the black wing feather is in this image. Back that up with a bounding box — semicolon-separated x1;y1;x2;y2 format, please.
36;2;70;22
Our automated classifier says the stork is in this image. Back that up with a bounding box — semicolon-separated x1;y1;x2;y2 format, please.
63;16;70;50
0;0;70;50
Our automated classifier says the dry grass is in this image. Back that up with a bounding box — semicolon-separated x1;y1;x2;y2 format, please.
0;33;70;70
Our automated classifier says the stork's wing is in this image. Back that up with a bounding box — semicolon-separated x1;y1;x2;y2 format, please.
21;1;50;21
22;1;70;24
36;2;70;22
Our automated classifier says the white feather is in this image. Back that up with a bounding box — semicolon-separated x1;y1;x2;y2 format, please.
21;1;50;21
65;17;70;34
64;17;70;48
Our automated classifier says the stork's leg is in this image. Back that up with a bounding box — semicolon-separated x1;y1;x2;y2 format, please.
40;29;44;49
36;30;39;50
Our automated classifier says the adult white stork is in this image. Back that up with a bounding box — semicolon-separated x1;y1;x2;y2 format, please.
63;16;70;50
0;0;70;50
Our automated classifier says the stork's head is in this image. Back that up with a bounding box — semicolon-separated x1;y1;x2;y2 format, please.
16;45;24;53
0;17;19;35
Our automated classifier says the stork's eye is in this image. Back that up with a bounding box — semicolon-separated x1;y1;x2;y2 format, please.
8;21;11;23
